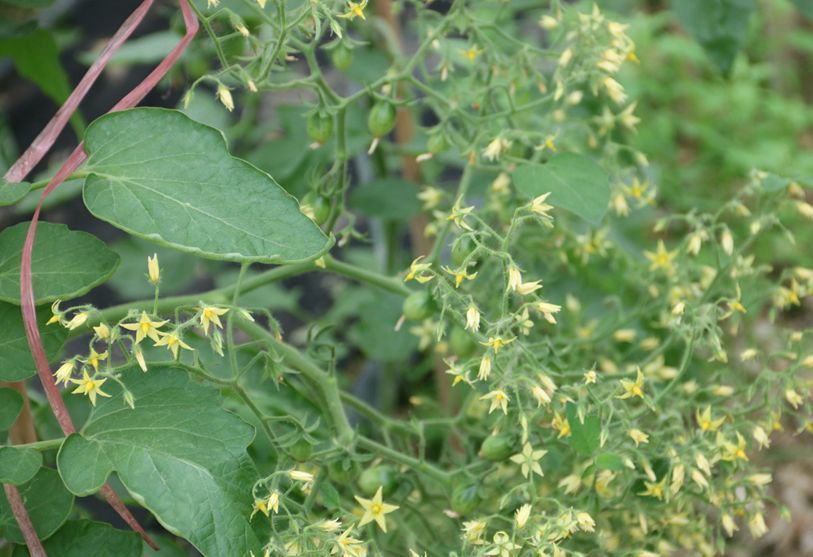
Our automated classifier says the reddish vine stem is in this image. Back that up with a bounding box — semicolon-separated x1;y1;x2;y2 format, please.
3;485;47;557
4;0;155;183
12;1;199;553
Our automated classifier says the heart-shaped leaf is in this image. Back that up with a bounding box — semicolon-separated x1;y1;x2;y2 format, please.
0;222;120;304
513;153;610;226
57;366;262;556
82;108;330;264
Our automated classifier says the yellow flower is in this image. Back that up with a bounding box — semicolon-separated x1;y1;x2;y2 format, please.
628;428;649;446
147;253;160;285
121;311;168;343
86;348;108;371
251;491;280;519
70;370;111;406
288;470;314;482
617;369;645;399
465;304;480;332
480;336;515;353
216;83;234;112
54;360;75;386
551;411;571;438
515;504;532;528
695;406;725;432
537;301;561;324
405;256;434;283
339;0;368;20
481;389;510;415
154;330;193;359
510;442;547;478
785;388;803;409
93;323;111;340
720;432;748;462
462;519;487;544
530;193;554;217
332;527;366;557
462;46;482;62
644;240;677;274
516;280;543;296
442;265;477;288
639;477;666;500
576;511;595;532
198;304;229;335
477;355;492;381
447;199;475;230
66;311;89;330
482;137;511;161
507;265;523;292
354;486;398;532
47;300;63;325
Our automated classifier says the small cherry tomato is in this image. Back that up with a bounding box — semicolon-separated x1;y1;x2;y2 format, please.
367;101;397;138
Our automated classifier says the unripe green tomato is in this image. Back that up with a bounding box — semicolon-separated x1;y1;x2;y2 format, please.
479;433;516;461
331;43;353;72
449;326;476;358
307;112;333;144
402;291;436;321
358;465;398;497
427;133;448;155
328;459;360;484
301;193;331;225
289;438;313;462
367;101;397;138
450;482;481;516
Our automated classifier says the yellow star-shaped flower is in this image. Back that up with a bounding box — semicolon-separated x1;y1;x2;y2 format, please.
121;311;168;343
644;240;677;274
617;368;645;400
154;330;194;359
70;370;111;406
354;486;398;532
198;304;229;335
339;0;368;20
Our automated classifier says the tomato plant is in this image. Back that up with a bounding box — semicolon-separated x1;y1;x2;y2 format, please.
1;1;813;556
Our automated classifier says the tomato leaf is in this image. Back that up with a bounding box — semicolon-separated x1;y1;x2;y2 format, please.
56;367;262;557
82;108;330;264
513;153;610;226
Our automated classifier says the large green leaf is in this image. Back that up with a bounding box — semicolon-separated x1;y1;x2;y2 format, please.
513;153;610;226
0;447;41;484
82;108;330;264
56;367;262;556
0;222;120;304
671;0;755;75
0;467;73;543
11;520;141;557
0;387;23;429
0;301;67;381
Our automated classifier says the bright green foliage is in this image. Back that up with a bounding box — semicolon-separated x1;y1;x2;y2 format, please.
56;367;261;556
82;108;329;264
514;154;610;226
0;180;30;207
0;222;120;304
0;468;73;544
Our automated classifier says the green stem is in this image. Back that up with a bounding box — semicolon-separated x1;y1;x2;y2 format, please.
428;164;474;264
356;436;449;483
12;438;64;452
323;256;411;296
